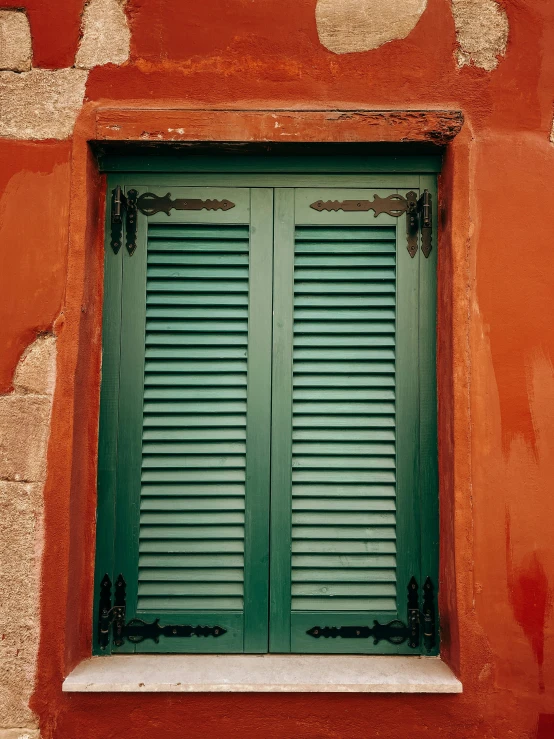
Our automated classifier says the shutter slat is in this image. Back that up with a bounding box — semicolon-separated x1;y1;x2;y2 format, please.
292;598;397;611
295;226;396;240
148;224;249;240
294;375;394;387
144;374;247;387
141;497;246;511
146;293;248;305
149;254;249;265
295;242;395;253
295;256;396;266
139;554;245;568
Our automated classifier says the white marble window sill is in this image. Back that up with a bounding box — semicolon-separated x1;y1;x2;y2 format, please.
63;654;462;693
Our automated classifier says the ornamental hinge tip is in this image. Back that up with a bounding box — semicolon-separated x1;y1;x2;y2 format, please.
97;573;226;647
98;574;112;650
422;576;436;651
407;576;420;649
405;191;419;258
110;186;137;256
418;189;432;258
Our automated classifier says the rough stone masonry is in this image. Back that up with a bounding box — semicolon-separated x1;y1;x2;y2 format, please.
0;335;56;739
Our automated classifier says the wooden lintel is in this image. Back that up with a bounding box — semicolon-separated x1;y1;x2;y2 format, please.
95;109;464;146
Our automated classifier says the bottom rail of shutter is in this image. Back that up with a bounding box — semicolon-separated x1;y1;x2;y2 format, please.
125;611;244;653
290;612;416;655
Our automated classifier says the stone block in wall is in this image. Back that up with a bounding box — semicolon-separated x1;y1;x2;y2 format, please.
0;11;32;72
0;69;88;140
315;0;427;54
13;336;57;396
0;482;43;731
75;0;130;69
0;336;55;732
0;395;53;482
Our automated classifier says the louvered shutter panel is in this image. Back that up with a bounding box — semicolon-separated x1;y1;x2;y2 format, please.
270;189;421;654
112;188;273;653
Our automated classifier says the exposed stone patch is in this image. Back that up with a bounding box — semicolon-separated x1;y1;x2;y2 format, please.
315;0;427;54
0;0;131;139
76;0;130;69
14;336;57;396
0;397;54;481
451;0;508;71
0;69;88;140
0;10;32;72
0;336;56;733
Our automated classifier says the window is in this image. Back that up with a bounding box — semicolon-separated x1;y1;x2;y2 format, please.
95;157;438;656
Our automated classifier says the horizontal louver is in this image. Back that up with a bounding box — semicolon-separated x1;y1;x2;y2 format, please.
138;223;250;612
291;225;397;612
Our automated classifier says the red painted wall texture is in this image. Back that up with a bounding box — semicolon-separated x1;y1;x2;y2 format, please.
1;0;554;737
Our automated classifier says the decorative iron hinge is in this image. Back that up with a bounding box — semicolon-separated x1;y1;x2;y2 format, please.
110;188;236;255
306;576;436;651
310;190;433;258
110;185;138;255
97;574;227;649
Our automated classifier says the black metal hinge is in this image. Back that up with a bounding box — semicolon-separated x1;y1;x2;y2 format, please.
310;190;433;259
110;186;138;255
110;188;236;256
98;574;227;649
306;576;436;651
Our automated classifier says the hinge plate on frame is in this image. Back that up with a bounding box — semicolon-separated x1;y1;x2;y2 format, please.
110;186;138;256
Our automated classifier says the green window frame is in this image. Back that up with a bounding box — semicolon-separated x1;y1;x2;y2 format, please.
94;154;439;657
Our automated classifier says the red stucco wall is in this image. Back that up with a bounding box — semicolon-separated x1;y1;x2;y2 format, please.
1;0;554;737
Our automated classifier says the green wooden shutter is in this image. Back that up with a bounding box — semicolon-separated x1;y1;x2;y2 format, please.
102;187;273;653
270;188;425;654
95;171;438;658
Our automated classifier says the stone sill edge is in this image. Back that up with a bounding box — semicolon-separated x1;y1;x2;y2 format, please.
63;655;462;694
